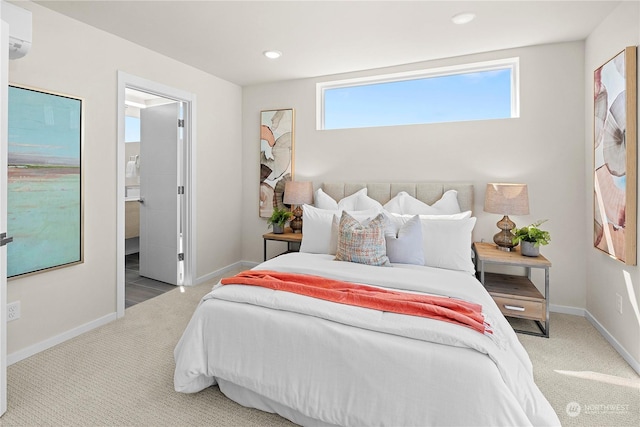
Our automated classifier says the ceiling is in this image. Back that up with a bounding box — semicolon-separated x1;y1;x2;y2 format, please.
34;0;620;87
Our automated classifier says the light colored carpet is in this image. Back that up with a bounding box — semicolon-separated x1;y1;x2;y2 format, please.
2;267;294;427
1;268;638;426
511;315;639;426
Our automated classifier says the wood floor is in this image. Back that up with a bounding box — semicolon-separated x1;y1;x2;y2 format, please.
125;253;175;308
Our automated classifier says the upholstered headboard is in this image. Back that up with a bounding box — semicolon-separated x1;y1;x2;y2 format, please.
321;182;474;213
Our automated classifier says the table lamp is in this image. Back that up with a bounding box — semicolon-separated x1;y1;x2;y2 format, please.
484;183;529;251
284;181;313;233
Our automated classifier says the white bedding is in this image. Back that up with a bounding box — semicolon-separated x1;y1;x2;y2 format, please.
174;253;560;426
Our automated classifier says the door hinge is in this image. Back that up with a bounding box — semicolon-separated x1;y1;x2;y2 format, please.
178;119;185;128
0;232;13;247
178;186;185;195
178;253;184;261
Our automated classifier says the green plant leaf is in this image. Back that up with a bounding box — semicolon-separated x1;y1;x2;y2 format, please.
511;219;550;246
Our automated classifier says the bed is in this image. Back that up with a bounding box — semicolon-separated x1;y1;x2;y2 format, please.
174;183;560;426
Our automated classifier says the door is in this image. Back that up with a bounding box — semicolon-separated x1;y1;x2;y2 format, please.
139;102;181;285
0;14;8;417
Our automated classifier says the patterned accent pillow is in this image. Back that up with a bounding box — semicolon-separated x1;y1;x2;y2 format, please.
335;211;390;266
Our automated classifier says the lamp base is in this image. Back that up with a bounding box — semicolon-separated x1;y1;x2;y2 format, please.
493;215;517;251
290;205;303;233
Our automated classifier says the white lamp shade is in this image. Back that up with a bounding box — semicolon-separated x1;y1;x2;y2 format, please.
284;181;313;205
484;183;530;215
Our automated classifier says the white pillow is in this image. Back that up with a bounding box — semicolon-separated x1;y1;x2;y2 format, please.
314;188;341;210
300;205;335;254
383;211;476;273
383;190;461;215
422;217;477;274
315;188;383;211
300;205;381;255
385;211;472;234
385;215;424;265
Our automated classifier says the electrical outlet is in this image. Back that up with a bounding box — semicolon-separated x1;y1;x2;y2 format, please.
616;294;623;314
7;301;20;322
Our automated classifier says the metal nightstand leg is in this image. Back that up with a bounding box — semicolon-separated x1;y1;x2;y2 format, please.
544;266;550;337
515;266;549;338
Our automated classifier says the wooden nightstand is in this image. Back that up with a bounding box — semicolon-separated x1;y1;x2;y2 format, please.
263;228;302;261
472;241;552;338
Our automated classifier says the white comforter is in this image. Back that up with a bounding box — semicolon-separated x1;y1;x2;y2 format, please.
174;253;560;426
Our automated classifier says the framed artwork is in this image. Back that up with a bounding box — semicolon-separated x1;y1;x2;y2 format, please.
259;108;294;218
7;85;83;277
594;46;637;265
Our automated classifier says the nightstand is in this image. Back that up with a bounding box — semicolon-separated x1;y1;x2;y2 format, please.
263;228;302;261
472;241;551;338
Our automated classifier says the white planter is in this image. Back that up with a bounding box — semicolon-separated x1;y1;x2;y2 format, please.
521;241;540;257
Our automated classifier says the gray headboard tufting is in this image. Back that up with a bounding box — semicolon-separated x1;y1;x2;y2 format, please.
321;182;474;213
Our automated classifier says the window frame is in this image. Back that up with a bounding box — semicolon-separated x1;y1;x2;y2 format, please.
316;57;520;130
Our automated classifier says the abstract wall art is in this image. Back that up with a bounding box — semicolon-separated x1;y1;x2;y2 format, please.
593;46;637;265
7;85;83;277
259;108;294;218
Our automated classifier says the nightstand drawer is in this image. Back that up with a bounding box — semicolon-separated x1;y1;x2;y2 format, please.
492;296;545;322
473;242;551;337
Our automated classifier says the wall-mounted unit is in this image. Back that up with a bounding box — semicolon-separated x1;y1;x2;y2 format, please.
1;1;32;59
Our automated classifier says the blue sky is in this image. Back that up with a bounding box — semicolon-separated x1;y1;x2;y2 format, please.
324;69;512;129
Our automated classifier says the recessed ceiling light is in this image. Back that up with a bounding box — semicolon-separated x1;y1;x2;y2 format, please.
451;12;476;25
263;50;282;59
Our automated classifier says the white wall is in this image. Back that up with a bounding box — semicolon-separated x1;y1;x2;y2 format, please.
242;41;586;310
585;1;640;368
6;2;243;356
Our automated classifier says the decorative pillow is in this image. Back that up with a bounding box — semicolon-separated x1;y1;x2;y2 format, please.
300;205;381;255
383;190;461;215
421;217;477;274
382;211;476;273
330;207;382;254
385;215;424;265
335;212;390;266
315;188;383;211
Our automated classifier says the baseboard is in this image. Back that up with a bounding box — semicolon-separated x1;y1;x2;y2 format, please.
7;312;117;366
8;261;256;364
585;310;640;375
549;304;586;316
195;260;257;285
549;304;639;374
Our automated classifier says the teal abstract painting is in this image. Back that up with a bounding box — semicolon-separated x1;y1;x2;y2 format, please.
7;86;82;277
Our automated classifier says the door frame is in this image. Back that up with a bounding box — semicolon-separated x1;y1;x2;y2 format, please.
116;71;197;318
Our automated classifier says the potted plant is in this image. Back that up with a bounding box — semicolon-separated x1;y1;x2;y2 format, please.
267;207;293;234
512;220;551;257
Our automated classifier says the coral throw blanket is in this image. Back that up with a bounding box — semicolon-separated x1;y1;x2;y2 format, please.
220;270;491;335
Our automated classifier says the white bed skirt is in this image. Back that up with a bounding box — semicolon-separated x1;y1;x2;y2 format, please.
218;379;339;427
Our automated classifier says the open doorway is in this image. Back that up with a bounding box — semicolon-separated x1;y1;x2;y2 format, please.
123;88;177;307
116;72;196;318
